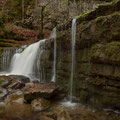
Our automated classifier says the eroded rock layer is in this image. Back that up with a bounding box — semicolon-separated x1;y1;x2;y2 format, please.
40;0;120;110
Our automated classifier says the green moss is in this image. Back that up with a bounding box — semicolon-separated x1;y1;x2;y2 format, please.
98;0;120;9
77;10;92;19
105;42;120;57
0;42;13;47
90;44;104;58
76;0;120;25
90;42;120;64
95;16;103;22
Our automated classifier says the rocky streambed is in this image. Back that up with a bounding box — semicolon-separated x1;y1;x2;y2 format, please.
0;75;120;120
0;75;60;119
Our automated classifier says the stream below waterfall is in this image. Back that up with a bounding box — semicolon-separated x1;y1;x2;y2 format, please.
0;101;120;120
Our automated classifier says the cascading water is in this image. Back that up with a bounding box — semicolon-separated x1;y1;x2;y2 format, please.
0;48;17;72
9;39;46;79
51;28;57;82
70;18;77;102
35;39;46;82
61;18;77;107
0;27;56;81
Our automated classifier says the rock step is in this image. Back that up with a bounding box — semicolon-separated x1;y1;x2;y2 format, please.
24;83;60;102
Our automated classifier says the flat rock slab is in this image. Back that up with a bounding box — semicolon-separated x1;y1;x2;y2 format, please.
24;83;59;102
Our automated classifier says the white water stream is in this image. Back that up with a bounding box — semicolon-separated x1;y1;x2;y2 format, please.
10;40;46;79
0;27;57;82
61;18;77;107
51;28;57;82
70;18;77;102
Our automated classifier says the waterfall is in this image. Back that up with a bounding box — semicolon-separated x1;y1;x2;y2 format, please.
9;39;46;79
70;18;77;102
61;18;77;107
51;28;57;82
35;39;46;82
0;27;56;82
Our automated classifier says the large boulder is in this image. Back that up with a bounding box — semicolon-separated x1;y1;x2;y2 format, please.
24;83;59;102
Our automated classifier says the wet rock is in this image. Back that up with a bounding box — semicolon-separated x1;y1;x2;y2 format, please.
0;87;7;100
31;98;50;112
8;75;30;84
13;98;25;104
5;91;24;104
0;102;5;108
0;76;9;88
14;90;23;96
1;80;9;88
24;83;59;102
25;82;35;90
0;75;30;90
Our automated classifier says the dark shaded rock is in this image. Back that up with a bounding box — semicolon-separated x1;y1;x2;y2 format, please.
24;83;59;102
31;98;50;112
0;75;30;90
9;75;30;84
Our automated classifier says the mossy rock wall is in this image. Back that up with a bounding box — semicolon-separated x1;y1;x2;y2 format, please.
40;0;120;110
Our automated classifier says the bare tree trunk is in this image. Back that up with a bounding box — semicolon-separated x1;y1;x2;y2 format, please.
22;0;24;22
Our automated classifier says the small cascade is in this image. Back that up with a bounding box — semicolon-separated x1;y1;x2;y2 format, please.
9;40;46;79
51;28;57;82
70;18;77;102
35;39;46;82
0;48;17;72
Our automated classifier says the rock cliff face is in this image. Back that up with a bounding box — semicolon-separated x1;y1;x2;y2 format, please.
40;0;120;110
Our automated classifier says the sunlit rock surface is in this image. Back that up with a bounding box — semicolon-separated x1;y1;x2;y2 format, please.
24;83;60;102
